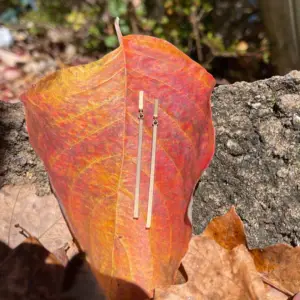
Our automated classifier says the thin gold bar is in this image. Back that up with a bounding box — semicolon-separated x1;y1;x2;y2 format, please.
146;99;159;229
134;91;144;219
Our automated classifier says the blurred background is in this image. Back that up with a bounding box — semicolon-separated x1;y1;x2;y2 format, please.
1;0;300;101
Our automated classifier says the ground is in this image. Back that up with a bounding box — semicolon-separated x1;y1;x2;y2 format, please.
0;71;299;248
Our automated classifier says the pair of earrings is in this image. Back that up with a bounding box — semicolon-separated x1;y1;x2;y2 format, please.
134;91;159;229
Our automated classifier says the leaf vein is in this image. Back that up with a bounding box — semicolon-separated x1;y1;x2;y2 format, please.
51;118;121;165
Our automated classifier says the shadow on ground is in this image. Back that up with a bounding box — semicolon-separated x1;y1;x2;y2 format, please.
0;237;149;300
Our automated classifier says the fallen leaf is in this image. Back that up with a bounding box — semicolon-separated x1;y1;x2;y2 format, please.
0;236;64;299
198;207;297;299
252;244;300;296
0;185;72;252
154;236;266;300
53;240;80;266
294;293;300;300
52;245;69;266
21;20;215;299
202;206;247;250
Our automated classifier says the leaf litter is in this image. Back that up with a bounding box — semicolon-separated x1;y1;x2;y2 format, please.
155;207;300;300
0;184;72;251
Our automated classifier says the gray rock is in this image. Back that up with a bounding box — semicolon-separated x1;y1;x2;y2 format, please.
0;102;50;196
193;71;300;248
277;94;300;115
293;114;300;129
225;139;244;156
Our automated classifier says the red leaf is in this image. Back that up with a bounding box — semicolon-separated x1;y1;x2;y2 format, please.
21;21;215;299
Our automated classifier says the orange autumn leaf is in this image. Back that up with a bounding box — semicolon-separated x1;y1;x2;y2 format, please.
20;20;215;299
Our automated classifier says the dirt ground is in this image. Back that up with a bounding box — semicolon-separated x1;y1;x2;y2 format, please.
0;71;300;248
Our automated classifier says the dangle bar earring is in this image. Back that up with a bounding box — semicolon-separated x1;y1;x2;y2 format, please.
146;99;159;229
134;91;144;219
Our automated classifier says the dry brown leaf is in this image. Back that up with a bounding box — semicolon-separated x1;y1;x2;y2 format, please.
202;207;299;299
202;206;247;250
202;207;299;298
155;208;300;300
251;244;300;295
263;284;291;300
53;240;80;266
0;236;64;299
0;184;72;252
155;236;266;300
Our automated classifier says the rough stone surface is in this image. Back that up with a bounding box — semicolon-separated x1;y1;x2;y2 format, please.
0;102;50;196
0;71;300;248
193;71;300;248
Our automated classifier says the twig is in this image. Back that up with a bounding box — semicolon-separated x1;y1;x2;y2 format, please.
190;9;204;62
129;0;140;34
